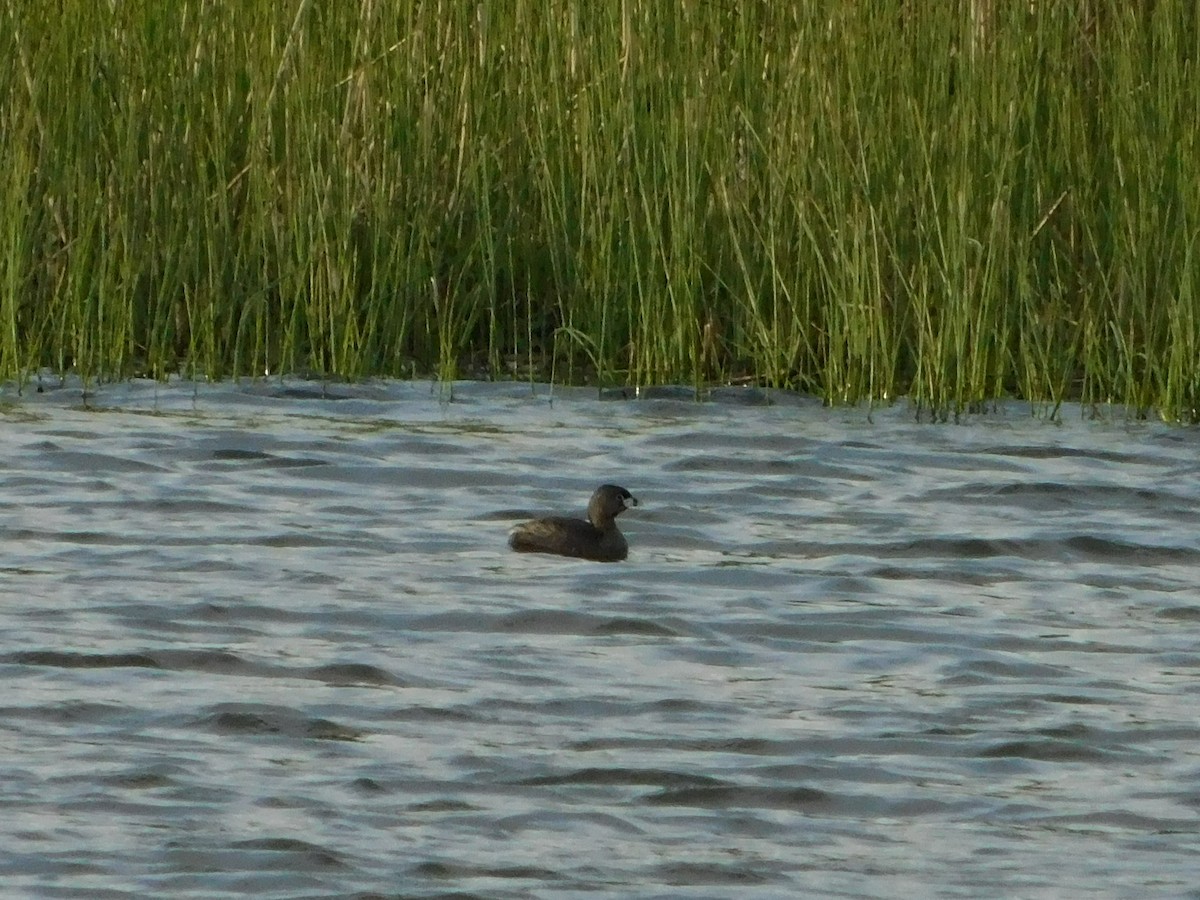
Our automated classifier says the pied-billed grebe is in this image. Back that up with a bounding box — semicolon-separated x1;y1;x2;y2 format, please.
508;485;639;562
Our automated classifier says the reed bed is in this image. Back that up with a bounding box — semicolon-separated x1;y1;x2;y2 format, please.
1;1;1198;418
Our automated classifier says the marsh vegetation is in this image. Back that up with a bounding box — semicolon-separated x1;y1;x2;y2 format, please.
2;1;1198;417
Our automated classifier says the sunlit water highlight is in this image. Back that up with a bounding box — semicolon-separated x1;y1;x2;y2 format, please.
2;378;1198;898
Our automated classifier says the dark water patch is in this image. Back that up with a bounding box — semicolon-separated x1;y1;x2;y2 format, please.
155;649;261;675
862;564;1009;586
860;534;1199;566
925;481;1196;519
980;444;1142;464
34;450;167;473
305;662;402;687
100;771;176;790
405;610;516;634
408;798;478;812
140;497;253;515
38;426;115;439
708;386;777;405
520;768;723;789
488;696;725;722
6;701;129;724
589;617;680;637
247;532;338;549
223;454;331;469
7;647;284;679
390;705;481;723
1035;691;1129;709
411;860;564;882
994;481;1171;504
199;704;364;741
267;385;358;401
663;453;805;474
569;736;801;756
644;784;830;810
880;536;1062;561
670;561;818;590
493;810;643;840
1156;605;1200;622
0;565;62;578
179;601;314;625
1078;572;1195;592
1064;535;1199;564
302;718;366;742
311;502;381;520
228;838;347;870
1032;810;1200;832
938;657;1076;686
4;474;79;491
641;427;817;454
7;650;161;669
656;861;776;886
722;616;979;652
630;385;703;401
387;438;473;457
1037;723;1100;740
413;608;680;638
482;506;537;521
599;386;654;401
977;739;1111;763
649;697;712;713
6;529;138;546
211;448;275;461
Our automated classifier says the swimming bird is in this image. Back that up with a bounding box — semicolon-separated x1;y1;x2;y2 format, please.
508;484;639;562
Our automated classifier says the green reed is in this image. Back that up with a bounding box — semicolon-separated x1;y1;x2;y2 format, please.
1;1;1198;418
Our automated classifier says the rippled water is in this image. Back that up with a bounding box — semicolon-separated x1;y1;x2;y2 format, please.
2;378;1198;898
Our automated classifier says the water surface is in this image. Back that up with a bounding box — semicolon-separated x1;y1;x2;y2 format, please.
2;379;1197;898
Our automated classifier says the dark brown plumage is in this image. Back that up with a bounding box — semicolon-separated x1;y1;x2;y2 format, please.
508;485;639;562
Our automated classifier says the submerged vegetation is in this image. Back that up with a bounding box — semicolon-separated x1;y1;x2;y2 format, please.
1;1;1198;417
